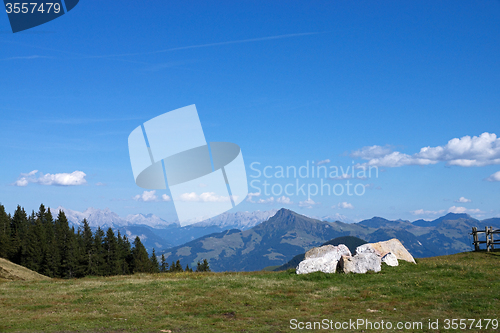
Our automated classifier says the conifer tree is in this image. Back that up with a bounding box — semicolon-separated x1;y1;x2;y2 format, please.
103;228;120;276
55;211;76;278
175;260;183;272
118;233;133;275
131;236;150;273
9;205;28;264
77;218;94;277
115;231;129;275
160;254;168;272
24;211;45;273
196;259;211;272
149;248;160;273
40;206;60;277
66;226;78;278
92;227;106;276
0;204;11;259
169;261;176;272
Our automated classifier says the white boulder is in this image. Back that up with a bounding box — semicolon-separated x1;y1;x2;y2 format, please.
296;244;351;274
340;253;381;274
381;252;399;266
356;238;415;264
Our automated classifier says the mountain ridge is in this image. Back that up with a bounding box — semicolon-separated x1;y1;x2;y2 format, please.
160;208;500;272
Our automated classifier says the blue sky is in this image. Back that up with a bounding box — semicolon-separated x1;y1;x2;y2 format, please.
1;1;499;223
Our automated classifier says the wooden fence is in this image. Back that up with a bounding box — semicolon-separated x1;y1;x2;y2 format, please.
471;226;500;252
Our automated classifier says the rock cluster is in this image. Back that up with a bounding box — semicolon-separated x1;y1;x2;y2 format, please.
296;238;415;274
356;238;416;264
296;244;351;274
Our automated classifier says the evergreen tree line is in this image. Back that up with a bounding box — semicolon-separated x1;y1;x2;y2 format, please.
0;204;209;278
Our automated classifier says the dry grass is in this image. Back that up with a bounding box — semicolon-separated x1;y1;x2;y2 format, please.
0;251;499;332
0;258;50;281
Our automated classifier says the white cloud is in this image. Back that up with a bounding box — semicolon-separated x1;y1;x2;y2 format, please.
486;171;500;182
338;202;354;209
330;173;352;180
13;170;87;186
455;197;471;203
448;206;484;215
361;151;436;167
316;159;331;166
133;190;158;202
96;182;105;186
257;197;275;204
178;192;231;202
14;178;29;187
299;199;319;208
276;196;292;204
133;191;172;202
410;209;445;216
246;192;261;203
352;132;500;168
448;206;467;214
351;145;394;159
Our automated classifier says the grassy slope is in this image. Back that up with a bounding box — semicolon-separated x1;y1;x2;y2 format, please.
0;258;50;282
0;251;499;332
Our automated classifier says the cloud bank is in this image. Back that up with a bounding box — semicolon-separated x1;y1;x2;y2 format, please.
486;171;500;182
14;170;87;186
352;132;500;168
133;190;171;202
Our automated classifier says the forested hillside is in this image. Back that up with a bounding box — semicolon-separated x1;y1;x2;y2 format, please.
0;204;161;278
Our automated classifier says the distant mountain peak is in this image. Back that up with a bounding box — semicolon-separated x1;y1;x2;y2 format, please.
190;209;278;230
442;212;471;219
274;208;294;217
413;212;476;227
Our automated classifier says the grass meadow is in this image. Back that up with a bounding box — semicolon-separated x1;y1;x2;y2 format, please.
0;251;499;332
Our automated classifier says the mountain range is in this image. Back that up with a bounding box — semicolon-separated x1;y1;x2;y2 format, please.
52;206;500;272
160;209;500;272
53;206;277;252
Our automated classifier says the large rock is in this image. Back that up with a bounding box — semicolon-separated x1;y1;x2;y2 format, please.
356;238;415;264
381;252;399;266
340;253;381;274
296;244;351;274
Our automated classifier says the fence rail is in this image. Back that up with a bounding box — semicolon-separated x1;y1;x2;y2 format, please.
471;226;500;252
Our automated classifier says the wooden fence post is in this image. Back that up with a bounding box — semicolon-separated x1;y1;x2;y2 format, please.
486;226;491;252
472;227;479;251
489;226;494;251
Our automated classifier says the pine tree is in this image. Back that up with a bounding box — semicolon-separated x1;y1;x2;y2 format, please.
66;226;78;278
149;248;160;273
175;260;183;272
40;206;60;277
196;259;211;272
122;233;133;275
185;264;192;272
103;228;120;276
92;227;106;276
160;254;168;272
9;205;28;264
0;204;11;258
55;210;76;278
76;218;94;277
169;261;176;272
116;231;131;275
24;211;45;273
131;236;150;273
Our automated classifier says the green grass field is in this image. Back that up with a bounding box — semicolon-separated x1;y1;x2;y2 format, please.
0;251;499;332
